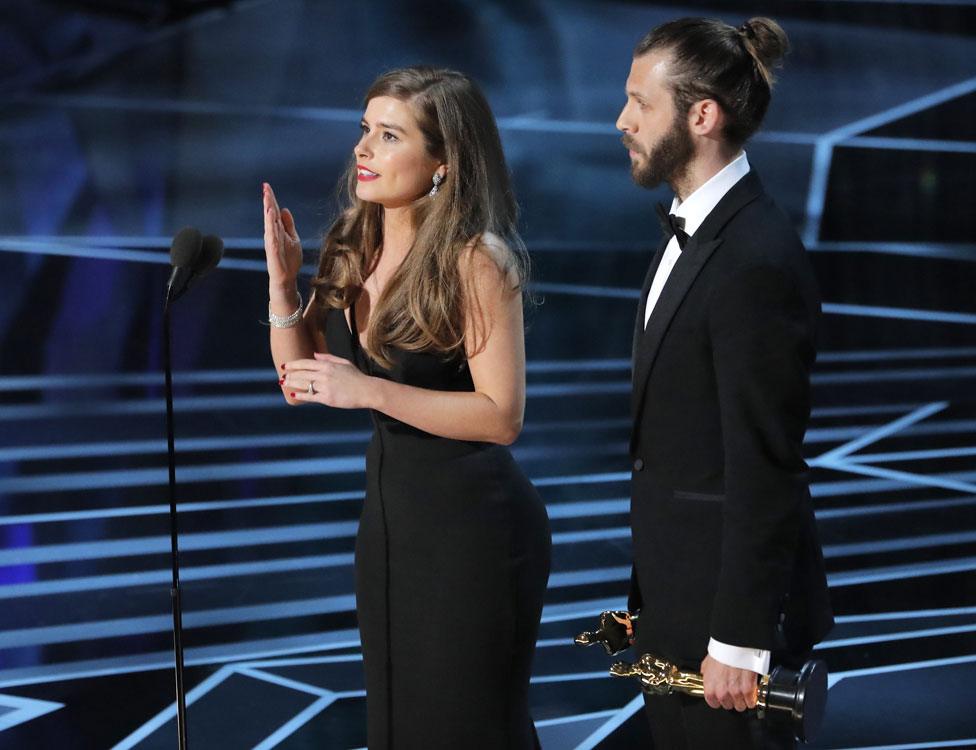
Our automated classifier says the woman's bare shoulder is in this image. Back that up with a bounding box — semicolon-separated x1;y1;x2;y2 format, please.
460;231;518;286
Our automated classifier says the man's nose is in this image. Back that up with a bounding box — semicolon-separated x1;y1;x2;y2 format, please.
616;104;633;134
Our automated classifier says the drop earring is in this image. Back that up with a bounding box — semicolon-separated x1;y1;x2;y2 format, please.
429;172;444;197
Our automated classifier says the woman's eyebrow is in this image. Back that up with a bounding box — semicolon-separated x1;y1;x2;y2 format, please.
361;117;406;133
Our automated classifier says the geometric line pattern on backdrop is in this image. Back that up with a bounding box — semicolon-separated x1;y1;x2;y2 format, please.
111;654;360;750
812;401;976;495
0;692;64;733
802;74;976;246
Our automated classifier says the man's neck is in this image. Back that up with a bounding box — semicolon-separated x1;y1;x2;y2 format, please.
671;144;740;203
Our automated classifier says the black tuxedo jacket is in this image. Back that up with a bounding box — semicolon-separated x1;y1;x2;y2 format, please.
628;170;833;668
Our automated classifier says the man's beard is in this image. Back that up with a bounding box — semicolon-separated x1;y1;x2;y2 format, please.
626;113;695;190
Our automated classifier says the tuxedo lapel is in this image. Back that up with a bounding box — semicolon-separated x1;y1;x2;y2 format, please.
630;235;722;418
630;170;766;423
632;235;670;364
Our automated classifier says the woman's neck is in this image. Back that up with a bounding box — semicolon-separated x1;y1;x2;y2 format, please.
381;206;415;259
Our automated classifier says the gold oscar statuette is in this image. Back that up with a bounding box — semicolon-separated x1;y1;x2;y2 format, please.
573;610;634;656
575;612;828;743
609;652;828;744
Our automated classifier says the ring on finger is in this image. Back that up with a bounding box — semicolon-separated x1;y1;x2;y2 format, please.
307;381;316;395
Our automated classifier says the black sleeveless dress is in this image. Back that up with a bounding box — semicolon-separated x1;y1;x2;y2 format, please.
323;304;552;749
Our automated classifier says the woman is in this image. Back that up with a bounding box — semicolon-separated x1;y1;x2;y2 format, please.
262;67;551;749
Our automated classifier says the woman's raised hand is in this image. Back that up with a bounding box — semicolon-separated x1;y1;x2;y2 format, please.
263;182;303;293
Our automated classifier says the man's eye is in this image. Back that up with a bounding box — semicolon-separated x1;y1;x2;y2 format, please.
382;131;399;142
360;124;369;134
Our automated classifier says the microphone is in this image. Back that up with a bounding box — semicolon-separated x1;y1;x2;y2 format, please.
158;228;223;749
186;234;224;291
166;230;225;304
166;227;203;306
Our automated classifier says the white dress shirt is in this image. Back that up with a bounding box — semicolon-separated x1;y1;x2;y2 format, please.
642;151;771;676
644;151;751;328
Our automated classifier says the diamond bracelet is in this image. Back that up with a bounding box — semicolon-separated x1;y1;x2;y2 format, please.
268;291;303;328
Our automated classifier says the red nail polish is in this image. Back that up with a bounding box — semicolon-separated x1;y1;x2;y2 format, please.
279;377;285;384
281;363;286;369
290;392;296;398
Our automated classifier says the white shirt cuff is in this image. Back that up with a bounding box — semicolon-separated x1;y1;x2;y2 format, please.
707;638;770;675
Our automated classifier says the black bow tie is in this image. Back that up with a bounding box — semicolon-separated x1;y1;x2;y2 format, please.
656;203;689;250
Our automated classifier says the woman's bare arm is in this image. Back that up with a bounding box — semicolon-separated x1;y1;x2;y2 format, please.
264;182;325;405
283;238;526;444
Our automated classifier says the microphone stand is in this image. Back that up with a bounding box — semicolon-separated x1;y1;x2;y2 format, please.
163;291;189;750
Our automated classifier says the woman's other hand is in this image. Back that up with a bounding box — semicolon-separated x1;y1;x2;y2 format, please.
281;353;374;410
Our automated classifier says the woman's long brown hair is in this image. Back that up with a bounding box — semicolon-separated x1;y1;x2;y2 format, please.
311;66;528;369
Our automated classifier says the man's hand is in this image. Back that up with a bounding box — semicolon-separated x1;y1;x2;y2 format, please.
700;654;758;712
610;611;634;640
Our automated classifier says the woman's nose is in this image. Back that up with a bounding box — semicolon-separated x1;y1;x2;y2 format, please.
355;135;371;159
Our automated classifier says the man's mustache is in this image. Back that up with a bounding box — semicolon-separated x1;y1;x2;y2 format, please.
621;136;643;154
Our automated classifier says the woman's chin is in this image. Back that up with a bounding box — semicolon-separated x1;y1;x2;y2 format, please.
354;186;420;211
355;186;395;208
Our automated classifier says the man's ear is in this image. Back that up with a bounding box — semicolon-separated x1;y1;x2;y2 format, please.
688;98;724;137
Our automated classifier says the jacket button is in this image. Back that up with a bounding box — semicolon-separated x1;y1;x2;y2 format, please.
633;458;644;471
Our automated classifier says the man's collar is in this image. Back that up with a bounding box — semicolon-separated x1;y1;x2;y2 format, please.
669;152;751;238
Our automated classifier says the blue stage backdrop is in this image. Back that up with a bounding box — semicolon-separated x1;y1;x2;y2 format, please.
0;1;974;748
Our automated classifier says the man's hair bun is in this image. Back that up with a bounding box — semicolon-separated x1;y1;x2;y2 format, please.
738;17;789;86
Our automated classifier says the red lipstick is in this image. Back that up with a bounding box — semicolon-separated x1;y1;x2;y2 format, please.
357;164;380;182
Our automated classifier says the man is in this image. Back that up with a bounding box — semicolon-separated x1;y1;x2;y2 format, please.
617;17;834;749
